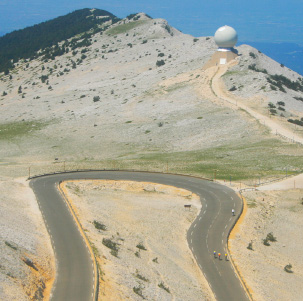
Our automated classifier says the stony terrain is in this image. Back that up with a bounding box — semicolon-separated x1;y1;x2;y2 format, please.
64;180;213;301
0;178;54;300
0;11;302;301
230;188;303;301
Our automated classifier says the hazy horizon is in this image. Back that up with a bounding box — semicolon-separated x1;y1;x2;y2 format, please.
0;1;303;45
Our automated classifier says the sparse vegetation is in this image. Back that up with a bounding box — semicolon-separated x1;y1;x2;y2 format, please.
0;120;47;140
102;238;119;252
248;64;268;74
152;257;158;263
156;60;165;67
5;241;18;250
93;220;107;231
158;282;170;293
229;86;237;91
247;241;253;250
249;52;256;59
288;118;303;127
284;264;293;273
263;232;277;246
136;242;147;250
93;96;100;102
133;285;144;298
135;271;149;282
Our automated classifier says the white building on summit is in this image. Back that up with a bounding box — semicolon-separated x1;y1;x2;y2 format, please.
203;25;238;69
214;25;238;51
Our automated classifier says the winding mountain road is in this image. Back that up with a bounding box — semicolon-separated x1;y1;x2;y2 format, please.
30;171;249;301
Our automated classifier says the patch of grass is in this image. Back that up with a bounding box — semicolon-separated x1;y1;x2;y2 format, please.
0;120;48;140
136;138;303;182
106;20;148;35
158;282;170;293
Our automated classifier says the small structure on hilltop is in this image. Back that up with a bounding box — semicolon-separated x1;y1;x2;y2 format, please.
203;25;238;69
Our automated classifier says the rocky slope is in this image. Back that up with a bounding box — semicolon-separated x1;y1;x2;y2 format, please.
0;11;303;300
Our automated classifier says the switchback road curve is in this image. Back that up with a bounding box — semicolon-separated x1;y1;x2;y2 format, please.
30;171;249;301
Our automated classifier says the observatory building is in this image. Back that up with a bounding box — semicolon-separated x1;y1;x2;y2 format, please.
203;25;238;69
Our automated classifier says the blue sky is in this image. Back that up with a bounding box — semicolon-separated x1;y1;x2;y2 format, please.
0;0;303;44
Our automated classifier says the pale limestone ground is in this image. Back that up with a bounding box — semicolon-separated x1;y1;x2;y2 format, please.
0;178;54;300
230;189;303;301
0;12;303;301
64;180;214;301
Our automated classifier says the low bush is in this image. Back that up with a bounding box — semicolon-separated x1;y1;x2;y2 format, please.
158;282;170;293
284;264;293;273
102;238;118;251
136;242;147;250
247;241;253;250
133;285;144;298
156;60;165;67
93;220;107;231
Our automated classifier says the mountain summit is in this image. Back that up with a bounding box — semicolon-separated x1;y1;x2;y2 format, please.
0;8;120;73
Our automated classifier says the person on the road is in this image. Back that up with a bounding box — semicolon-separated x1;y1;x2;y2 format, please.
232;209;235;216
225;253;228;261
218;253;221;260
214;251;216;258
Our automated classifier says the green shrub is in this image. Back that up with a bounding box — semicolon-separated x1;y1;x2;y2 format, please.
93;96;100;102
136;242;147;250
5;241;18;250
266;232;277;242
133;285;144;298
247;241;253;250
156;60;165;67
135;271;149;282
263;238;270;246
249;52;256;59
284;264;293;273
152;257;158;263
102;238;118;251
229;86;237;91
93;220;107;231
158;282;170;293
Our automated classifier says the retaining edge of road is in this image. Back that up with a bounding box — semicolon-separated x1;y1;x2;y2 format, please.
58;181;99;301
226;191;254;301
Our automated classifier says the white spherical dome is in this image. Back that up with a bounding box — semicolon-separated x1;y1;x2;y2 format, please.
214;25;238;48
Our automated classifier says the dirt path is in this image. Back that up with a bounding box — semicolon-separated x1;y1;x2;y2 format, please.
210;63;303;145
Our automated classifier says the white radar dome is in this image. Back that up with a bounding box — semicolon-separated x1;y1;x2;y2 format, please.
214;25;238;48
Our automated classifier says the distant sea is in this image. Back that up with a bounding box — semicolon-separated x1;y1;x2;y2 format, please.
239;41;303;76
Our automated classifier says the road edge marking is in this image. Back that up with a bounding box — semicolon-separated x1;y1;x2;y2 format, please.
226;193;254;301
58;181;99;301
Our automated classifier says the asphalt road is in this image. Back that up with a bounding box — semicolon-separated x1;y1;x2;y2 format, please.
30;170;249;301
